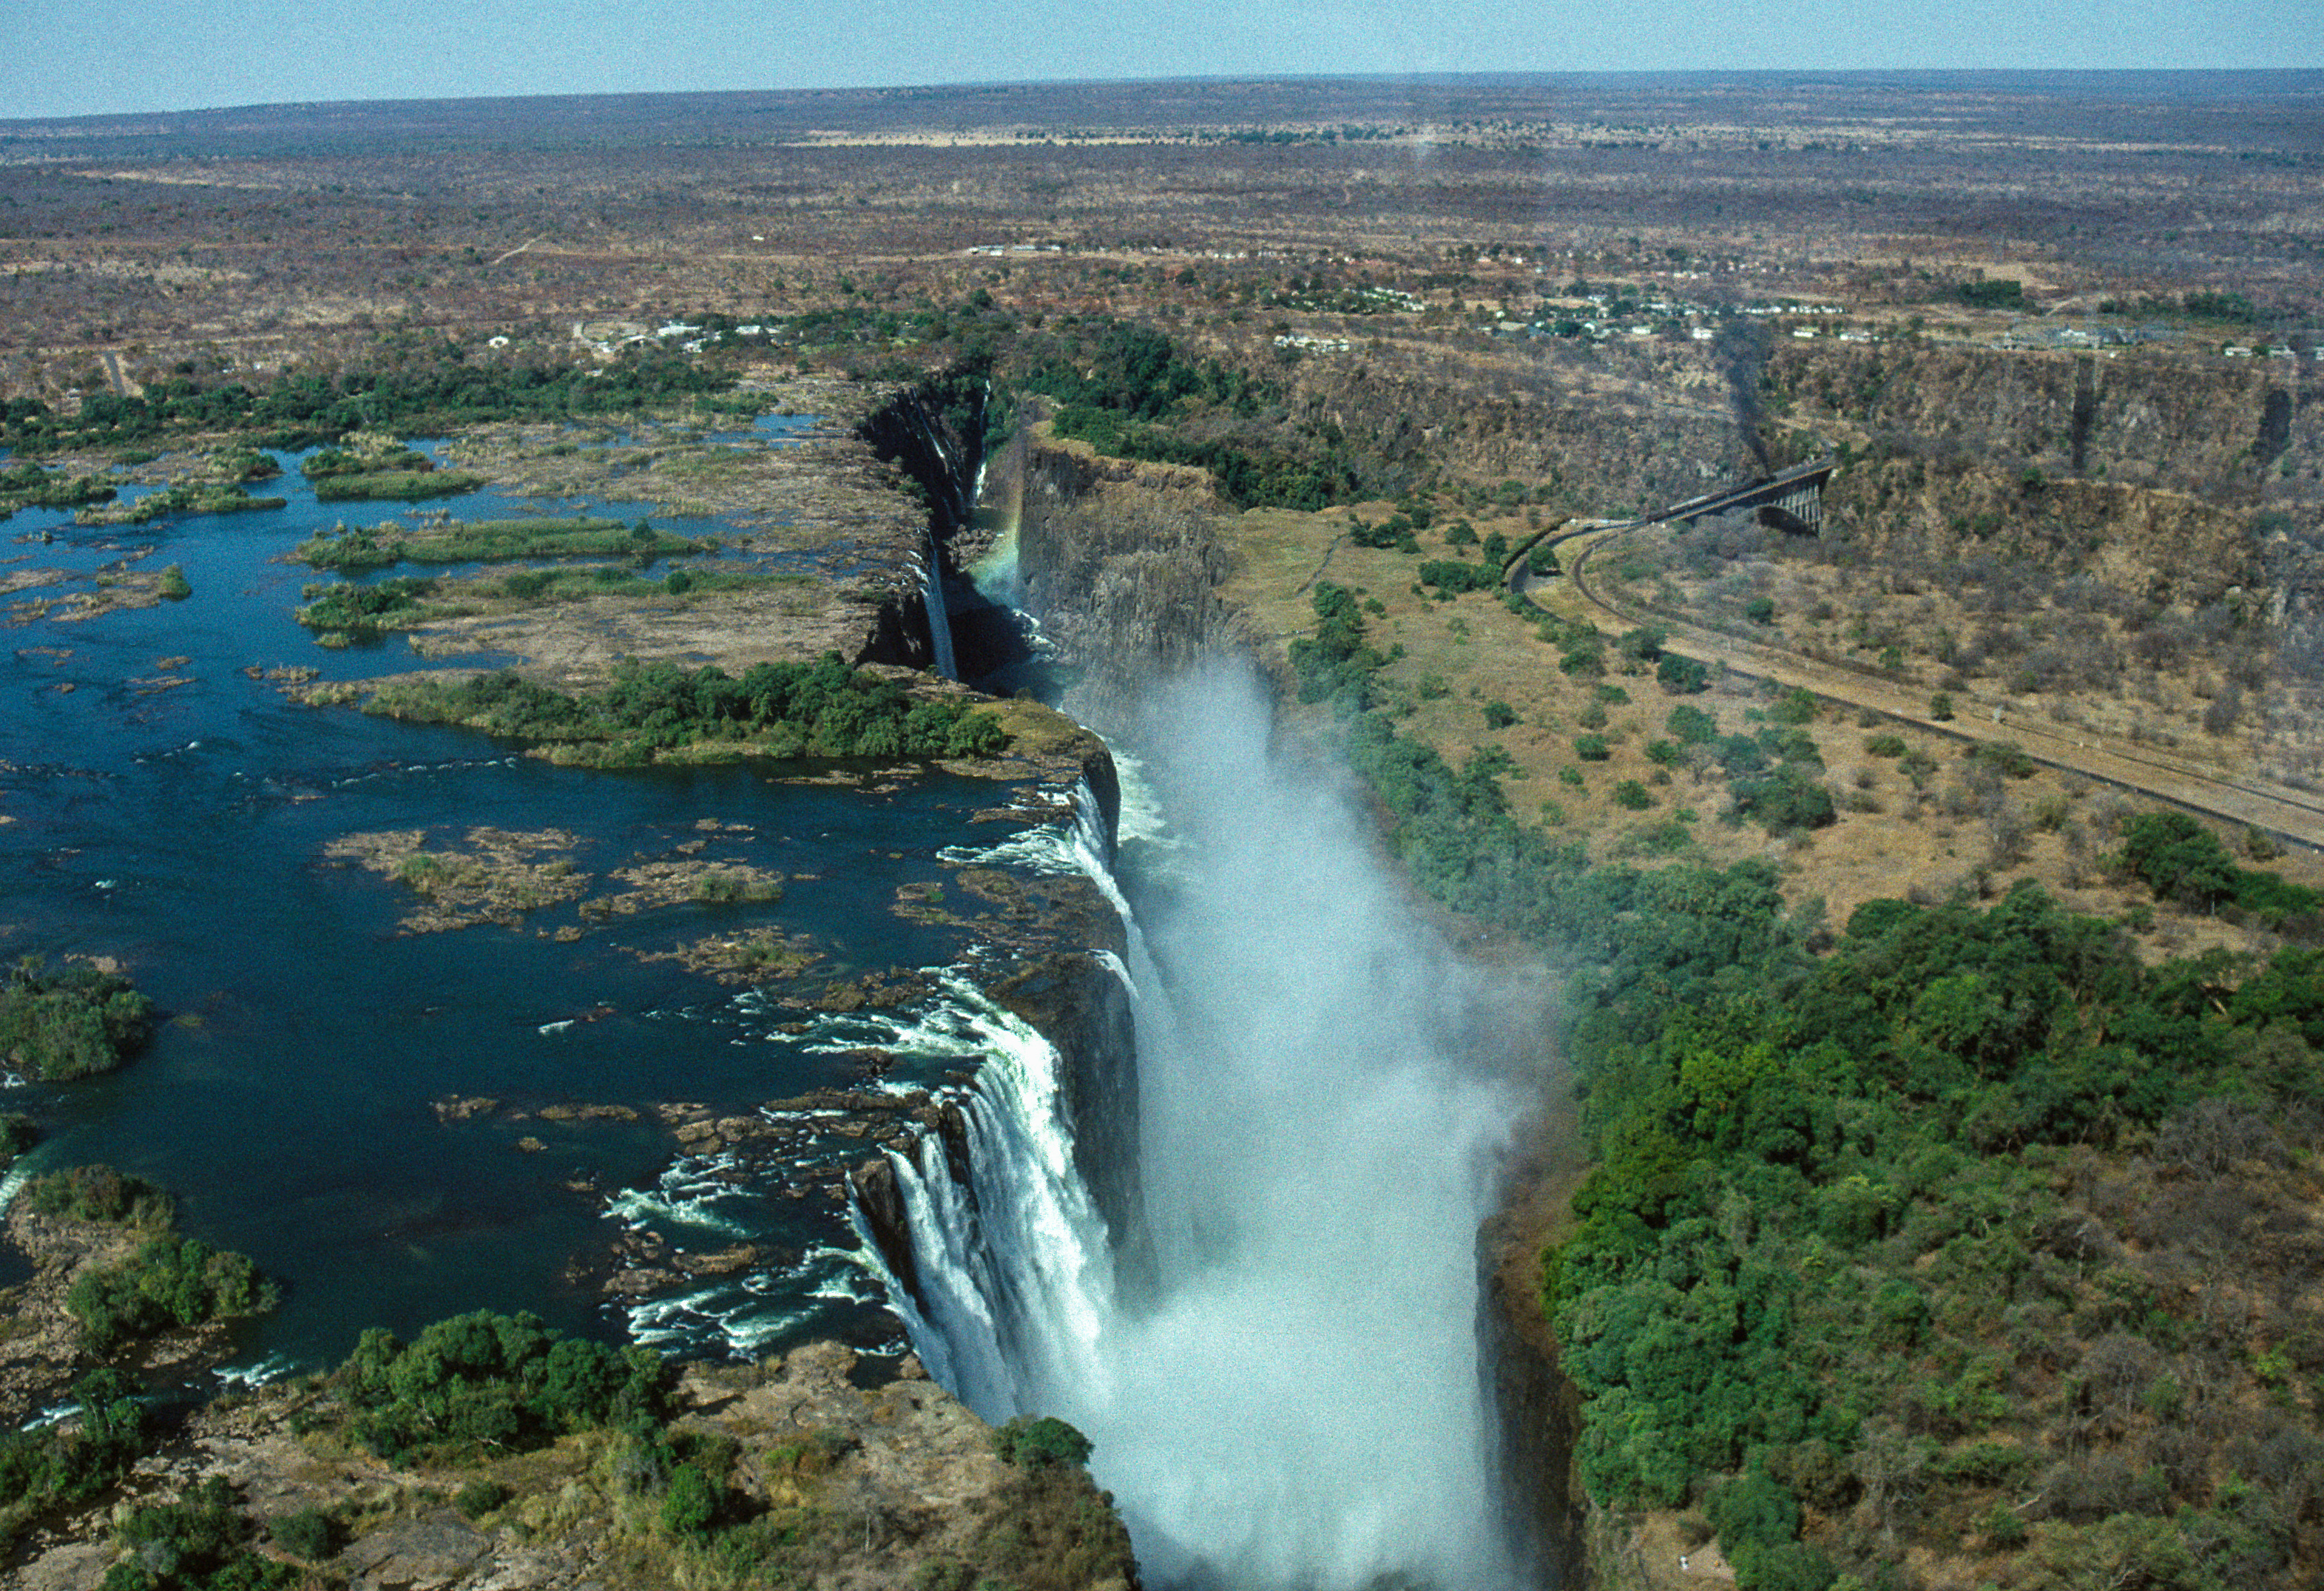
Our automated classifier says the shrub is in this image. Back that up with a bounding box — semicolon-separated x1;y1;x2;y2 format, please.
663;567;694;596
1667;704;1717;745
1770;686;1819;726
370;653;1009;763
453;1480;513;1520
1417;559;1497;595
24;1164;174;1227
1967;740;2036;779
1577;701;1609;730
0;956;157;1081
334;1310;671;1465
1865;734;1907;757
1559;766;1586;788
2119;812;2236;910
1709;1471;1803;1559
661;1462;718;1535
1613;780;1655;811
1733;766;1835;833
67;1236;277;1353
1658;655;1709;694
993;1414;1093;1470
1482;700;1519;730
1574;735;1612;762
274;1505;340;1560
1930;691;1955;721
0;1113;38;1166
1746;597;1776;625
157;564;192;601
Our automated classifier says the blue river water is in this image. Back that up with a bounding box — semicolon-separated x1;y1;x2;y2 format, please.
0;421;1063;1380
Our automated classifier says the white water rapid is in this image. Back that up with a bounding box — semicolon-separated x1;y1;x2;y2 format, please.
867;665;1532;1590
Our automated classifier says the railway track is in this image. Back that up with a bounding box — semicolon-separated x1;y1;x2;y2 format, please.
1537;521;2324;854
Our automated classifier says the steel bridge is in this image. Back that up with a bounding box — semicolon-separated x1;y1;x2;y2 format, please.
1646;456;1837;533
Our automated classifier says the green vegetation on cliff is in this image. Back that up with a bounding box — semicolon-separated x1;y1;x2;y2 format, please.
1016;318;1371;510
1289;579;2324;1589
1544;874;2324;1590
366;655;1010;763
0;957;157;1081
333;1309;670;1465
0;1368;150;1558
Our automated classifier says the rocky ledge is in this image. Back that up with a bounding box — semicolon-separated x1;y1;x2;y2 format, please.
9;1341;1138;1591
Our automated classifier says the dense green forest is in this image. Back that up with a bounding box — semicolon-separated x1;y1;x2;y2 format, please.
1004;317;1379;510
0;348;735;456
366;655;1010;763
1289;581;2324;1590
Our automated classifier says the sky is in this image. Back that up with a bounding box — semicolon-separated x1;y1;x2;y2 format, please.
4;0;2317;121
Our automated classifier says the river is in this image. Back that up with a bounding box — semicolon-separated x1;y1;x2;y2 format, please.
0;427;1072;1374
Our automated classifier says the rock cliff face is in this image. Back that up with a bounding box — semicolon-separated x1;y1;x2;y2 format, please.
1777;342;2324;624
999;434;1251;728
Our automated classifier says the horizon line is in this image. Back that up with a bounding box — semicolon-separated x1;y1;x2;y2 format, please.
7;64;2323;131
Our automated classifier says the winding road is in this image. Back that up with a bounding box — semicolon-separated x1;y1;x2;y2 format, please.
1524;521;2324;854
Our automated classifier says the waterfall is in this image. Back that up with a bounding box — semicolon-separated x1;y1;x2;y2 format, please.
860;668;1530;1590
922;527;960;680
847;973;1117;1417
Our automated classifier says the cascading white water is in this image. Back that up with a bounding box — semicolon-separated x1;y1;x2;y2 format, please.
868;667;1531;1591
922;528;961;681
845;973;1118;1416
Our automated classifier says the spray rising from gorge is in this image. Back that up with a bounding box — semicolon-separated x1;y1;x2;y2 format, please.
862;661;1535;1589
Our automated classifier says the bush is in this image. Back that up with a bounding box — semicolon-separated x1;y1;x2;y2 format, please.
1709;1471;1803;1559
1482;700;1519;730
1614;780;1655;811
0;1113;38;1166
1930;692;1955;721
1658;654;1709;694
1733;766;1836;833
334;1310;671;1465
0;956;156;1081
1770;687;1819;726
453;1480;512;1520
1746;597;1776;625
67;1236;277;1354
24;1164;173;1226
157;564;192;601
1667;704;1717;745
2119;812;2236;910
369;653;1009;763
1574;735;1612;763
273;1505;339;1560
661;1462;718;1535
1865;734;1907;757
993;1414;1093;1470
1417;558;1498;595
1967;740;2036;779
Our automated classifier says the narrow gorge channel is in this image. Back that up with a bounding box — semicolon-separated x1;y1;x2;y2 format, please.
859;406;1561;1590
